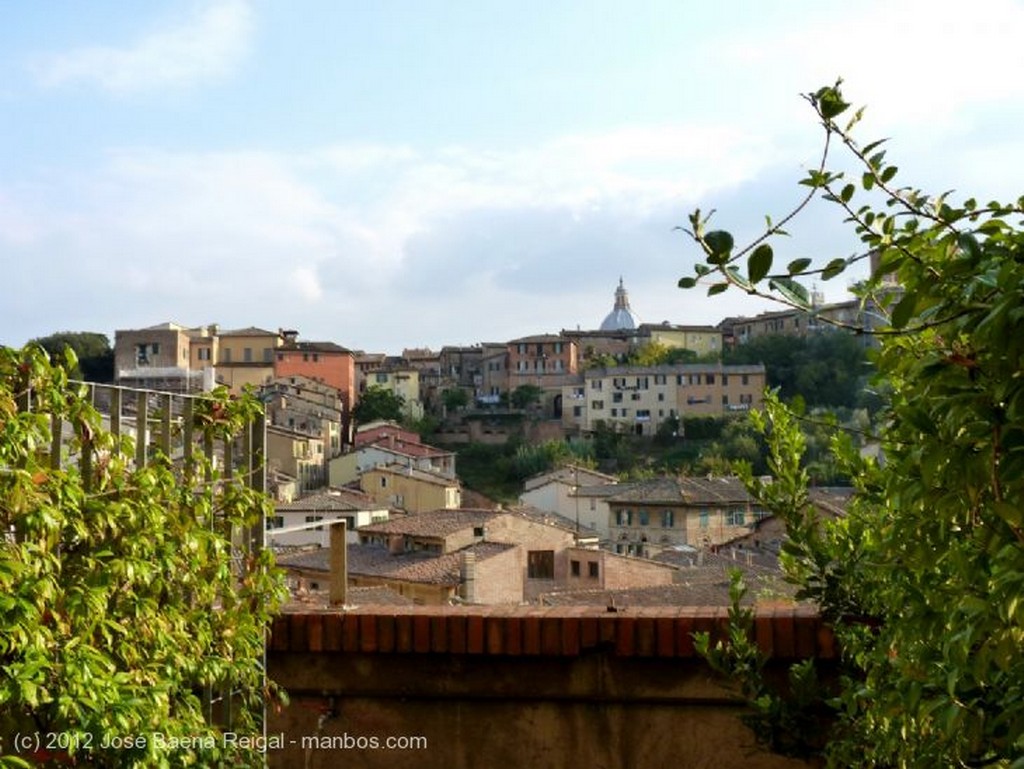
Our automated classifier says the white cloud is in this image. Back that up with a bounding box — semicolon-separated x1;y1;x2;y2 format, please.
32;0;253;93
715;0;1024;135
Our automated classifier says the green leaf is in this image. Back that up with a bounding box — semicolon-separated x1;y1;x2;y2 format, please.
958;232;981;260
890;292;917;329
747;244;774;283
677;276;698;289
880;165;898;183
768;277;810;307
821;257;848;280
816;85;850;119
704;230;734;258
707;282;729;296
862;173;875;191
787;258;812;275
840;184;855;203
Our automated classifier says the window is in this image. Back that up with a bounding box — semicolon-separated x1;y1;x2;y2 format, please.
304;515;323;531
591;400;604;410
267;516;284;529
616;509;633;526
573;406;582;417
376;372;389;383
722;374;729;386
655;374;666;385
722;395;729;405
591;380;603;391
588;562;599;578
610;408;618;417
380;476;387;488
277;353;285;362
726;510;746;526
613;392;623;403
658;393;665;401
263;348;273;362
473;526;484;537
527;550;555;580
699;510;709;529
197;347;211;361
571;560;581;577
661;510;674;528
638;511;649;526
244;347;253;362
706;374;715;385
222;348;232;363
741;374;749;385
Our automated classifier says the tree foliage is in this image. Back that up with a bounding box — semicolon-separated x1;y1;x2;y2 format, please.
683;82;1024;766
353;385;406;425
0;347;286;768
723;332;872;410
509;384;542;410
28;331;114;383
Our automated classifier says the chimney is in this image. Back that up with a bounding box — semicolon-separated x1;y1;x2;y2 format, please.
329;520;348;606
460;551;477;604
388;534;405;555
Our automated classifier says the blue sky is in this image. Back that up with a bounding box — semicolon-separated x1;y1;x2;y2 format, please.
3;0;1023;354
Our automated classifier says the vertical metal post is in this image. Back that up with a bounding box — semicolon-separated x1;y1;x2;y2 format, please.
135;391;148;469
160;392;173;458
110;388;122;452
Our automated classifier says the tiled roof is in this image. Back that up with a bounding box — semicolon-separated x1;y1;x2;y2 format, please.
278;542;515;586
584;363;766;377
283;585;413;610
608;476;753;506
357;509;501;538
364;463;459;487
218;326;279;337
280;341;352;354
358;435;453;460
276;488;381;513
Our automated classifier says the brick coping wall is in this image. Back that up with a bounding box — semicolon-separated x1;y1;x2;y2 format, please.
270;605;836;660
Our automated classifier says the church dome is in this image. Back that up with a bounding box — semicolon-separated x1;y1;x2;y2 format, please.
599;278;640;331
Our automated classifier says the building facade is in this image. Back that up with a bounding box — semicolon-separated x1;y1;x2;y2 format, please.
562;363;767;436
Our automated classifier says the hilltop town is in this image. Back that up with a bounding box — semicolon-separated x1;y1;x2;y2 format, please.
85;278;869;611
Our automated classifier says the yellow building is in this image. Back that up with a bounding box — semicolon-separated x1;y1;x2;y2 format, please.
562;363;766;436
360;464;461;513
363;367;424;420
638;323;723;357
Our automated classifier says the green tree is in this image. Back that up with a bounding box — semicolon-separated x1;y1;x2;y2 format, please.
509;384;542;410
353;385;406;425
441;387;469;413
723;332;870;410
0;346;286;768
28;331;114;383
681;82;1024;767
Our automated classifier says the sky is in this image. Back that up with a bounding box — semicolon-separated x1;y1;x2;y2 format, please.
2;0;1023;355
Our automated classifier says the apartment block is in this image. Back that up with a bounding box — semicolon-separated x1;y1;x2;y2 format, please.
562;363;766;436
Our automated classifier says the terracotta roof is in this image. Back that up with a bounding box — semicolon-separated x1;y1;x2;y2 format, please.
218;326;279;337
608;476;753;506
280;341;352;354
278;542;516;586
283;584;413;610
276;488;382;513
357;509;501;538
364;463;459;487
357;435;452;460
508;334;570;344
